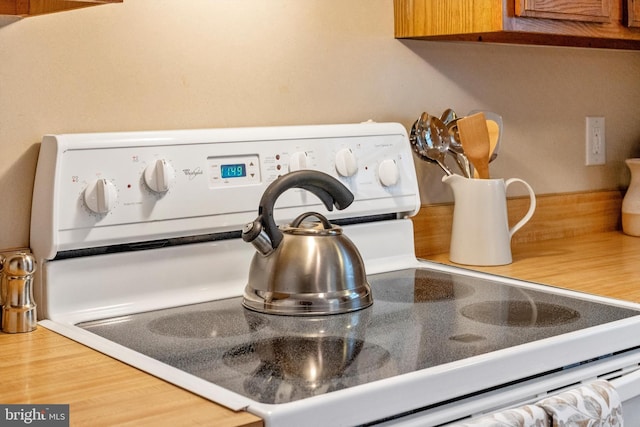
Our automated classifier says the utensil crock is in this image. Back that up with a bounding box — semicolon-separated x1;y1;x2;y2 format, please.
443;175;536;266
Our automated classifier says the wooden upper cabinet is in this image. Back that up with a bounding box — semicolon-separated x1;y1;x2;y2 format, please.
394;0;640;49
628;0;640;27
516;0;611;22
0;0;122;17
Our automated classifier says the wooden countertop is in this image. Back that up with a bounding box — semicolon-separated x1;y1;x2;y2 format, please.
428;230;640;303
0;327;263;427
1;230;639;426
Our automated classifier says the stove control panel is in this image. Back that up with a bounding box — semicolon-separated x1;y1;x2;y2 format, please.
31;122;420;256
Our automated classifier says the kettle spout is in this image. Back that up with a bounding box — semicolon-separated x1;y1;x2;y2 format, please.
242;218;275;256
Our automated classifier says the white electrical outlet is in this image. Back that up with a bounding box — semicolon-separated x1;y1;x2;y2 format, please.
585;116;605;166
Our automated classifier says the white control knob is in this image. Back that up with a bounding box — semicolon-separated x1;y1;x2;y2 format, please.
378;159;399;187
144;159;175;193
335;148;358;177
289;151;309;172
84;179;118;214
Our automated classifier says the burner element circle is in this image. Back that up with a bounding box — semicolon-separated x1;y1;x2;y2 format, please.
461;300;580;327
148;309;266;338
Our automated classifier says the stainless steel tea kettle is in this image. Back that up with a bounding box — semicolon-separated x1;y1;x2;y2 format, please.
241;170;372;316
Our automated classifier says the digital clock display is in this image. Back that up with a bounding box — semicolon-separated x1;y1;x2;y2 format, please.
220;163;247;179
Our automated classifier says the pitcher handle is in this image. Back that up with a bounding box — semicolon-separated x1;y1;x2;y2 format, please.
505;178;536;239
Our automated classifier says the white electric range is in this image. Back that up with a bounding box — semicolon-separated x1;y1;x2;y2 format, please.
30;122;640;426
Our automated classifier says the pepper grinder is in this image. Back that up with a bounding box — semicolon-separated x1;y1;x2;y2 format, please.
1;252;37;333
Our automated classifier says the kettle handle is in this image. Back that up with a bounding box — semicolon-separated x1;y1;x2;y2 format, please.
249;170;354;249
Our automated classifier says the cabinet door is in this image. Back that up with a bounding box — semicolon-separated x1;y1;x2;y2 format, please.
0;0;122;16
628;0;640;27
516;0;611;22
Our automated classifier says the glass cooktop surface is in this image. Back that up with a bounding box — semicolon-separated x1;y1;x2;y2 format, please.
78;268;640;404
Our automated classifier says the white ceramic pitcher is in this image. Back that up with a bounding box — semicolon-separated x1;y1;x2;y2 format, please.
442;174;536;266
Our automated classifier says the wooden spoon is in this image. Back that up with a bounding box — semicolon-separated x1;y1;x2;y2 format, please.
457;112;491;179
486;119;500;161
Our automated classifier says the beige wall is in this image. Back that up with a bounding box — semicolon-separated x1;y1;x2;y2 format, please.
1;0;640;249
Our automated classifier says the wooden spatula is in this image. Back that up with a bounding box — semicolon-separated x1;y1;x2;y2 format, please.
472;119;500;178
458;112;491;179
